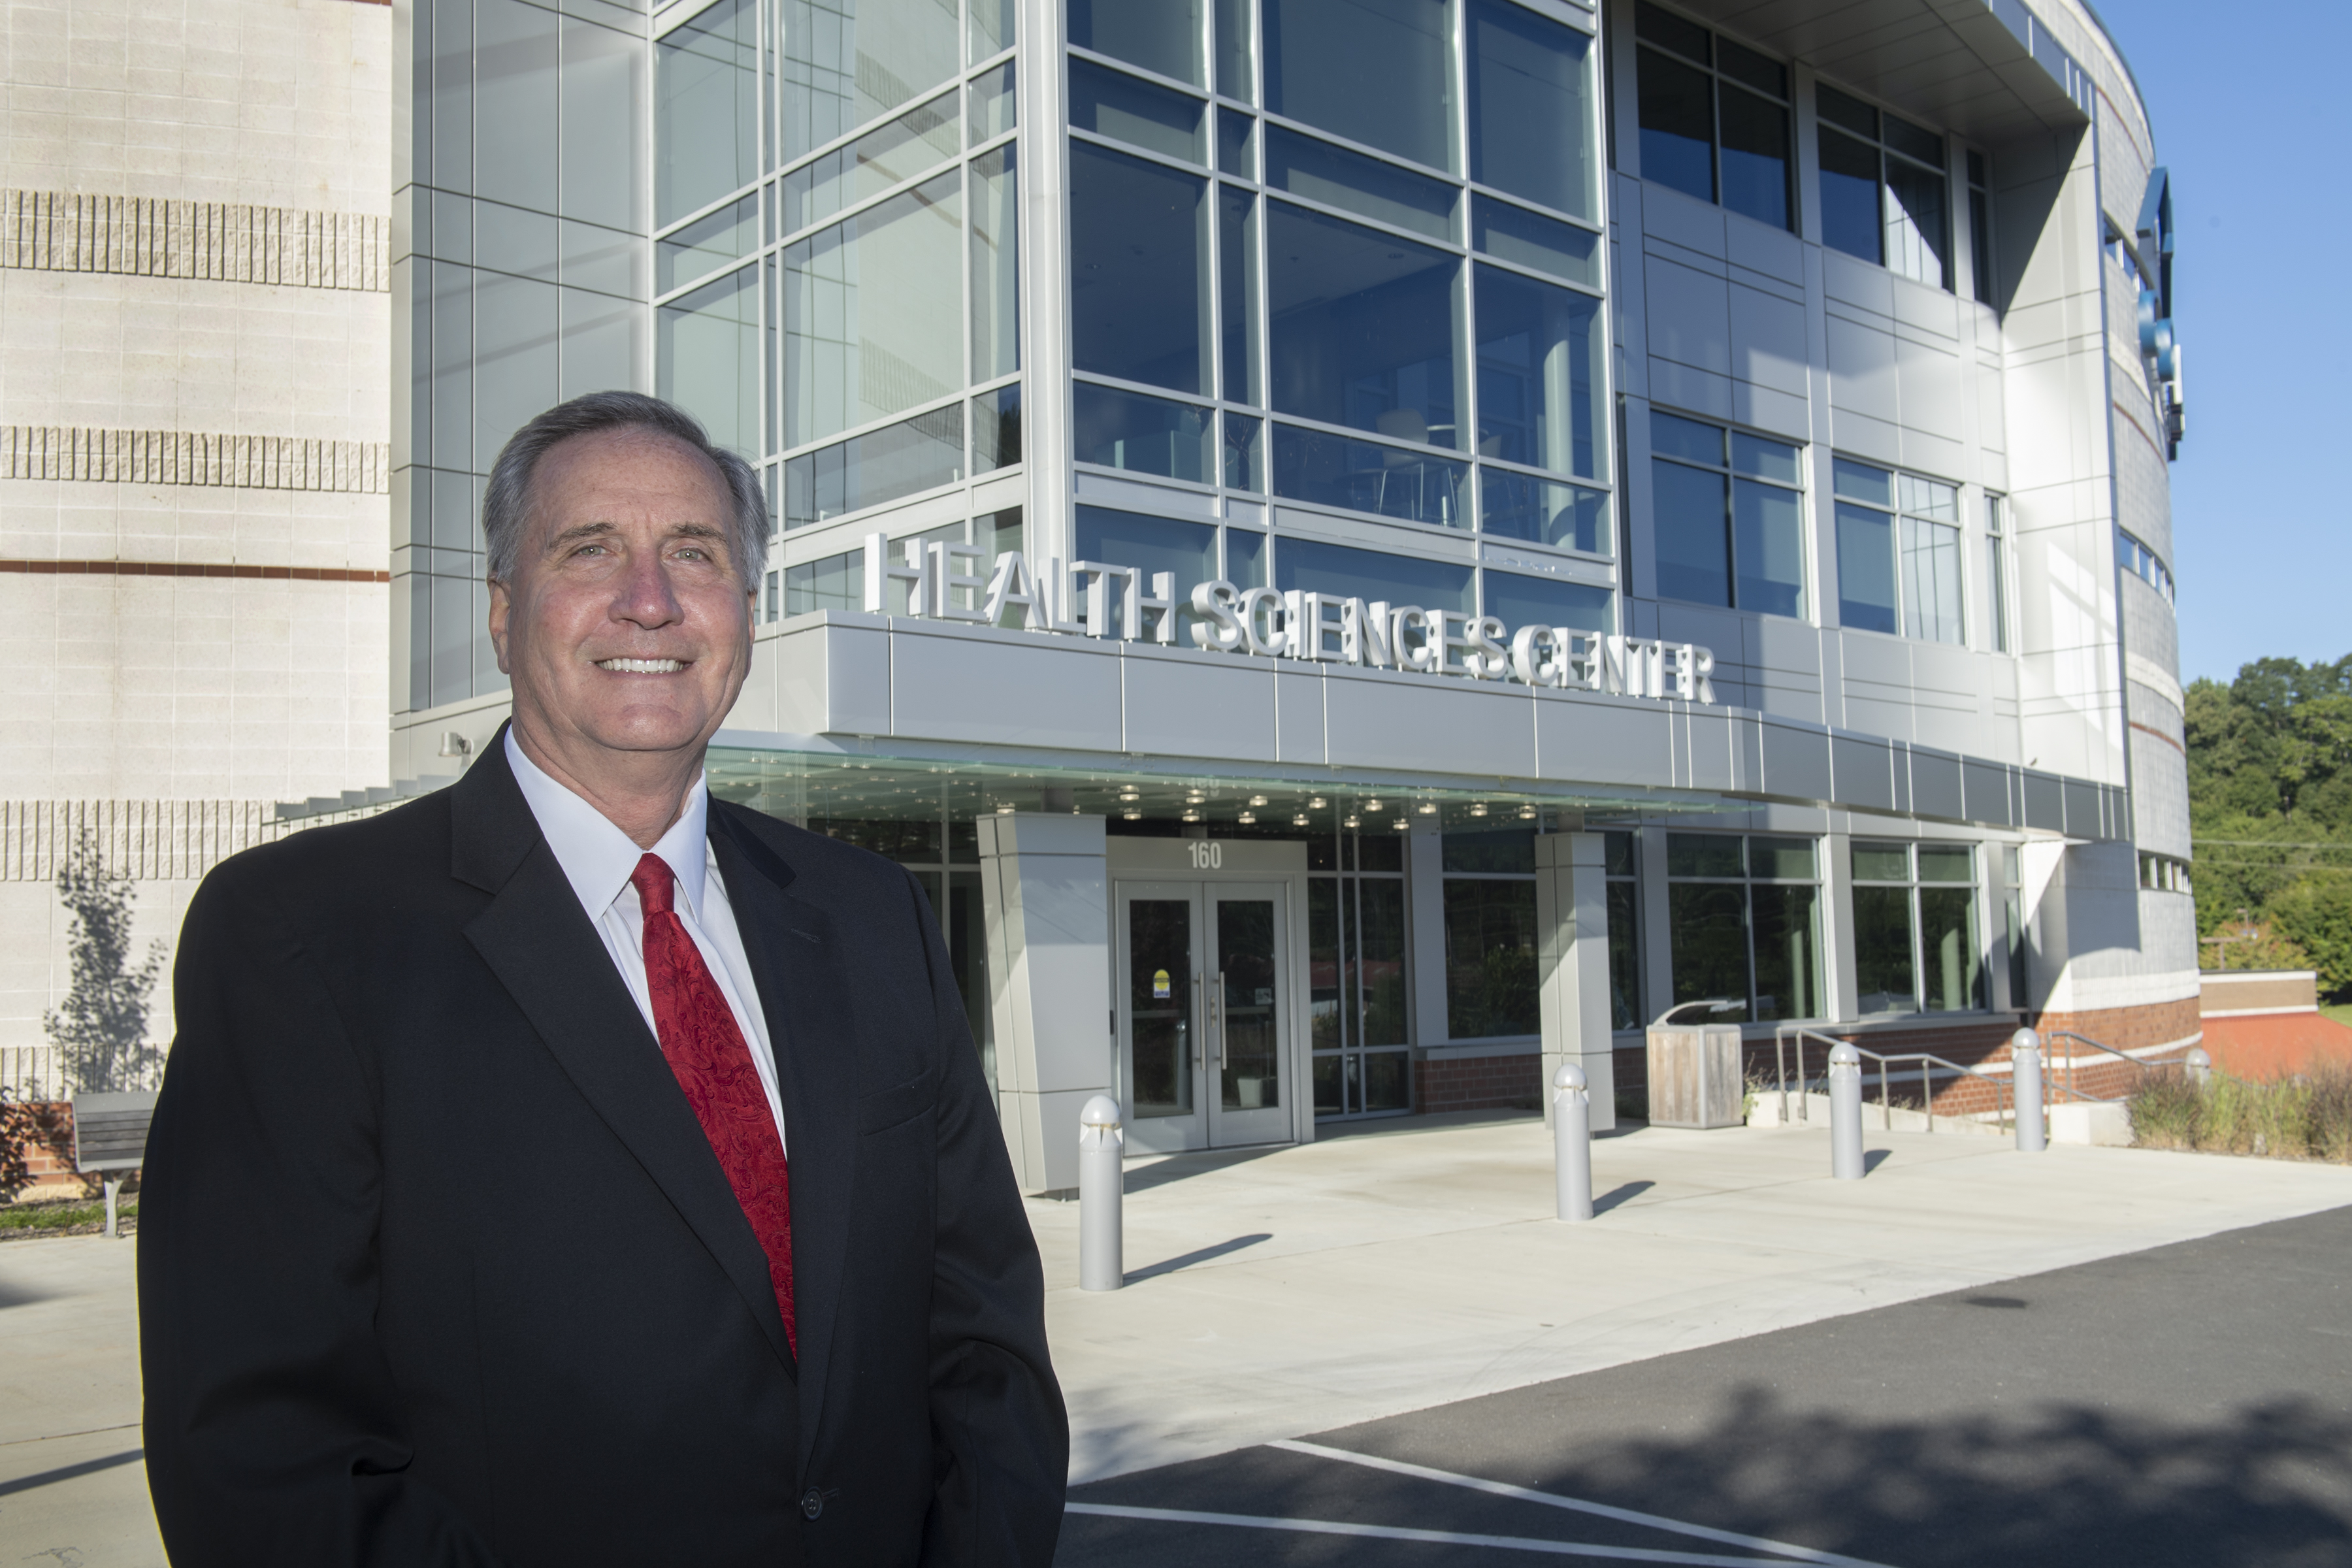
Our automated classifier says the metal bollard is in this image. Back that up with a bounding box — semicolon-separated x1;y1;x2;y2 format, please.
2012;1028;2046;1152
2185;1046;2212;1087
1079;1096;1124;1292
1552;1063;1593;1222
1829;1043;1865;1180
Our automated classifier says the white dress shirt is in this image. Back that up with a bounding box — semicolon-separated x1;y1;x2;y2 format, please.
504;730;787;1156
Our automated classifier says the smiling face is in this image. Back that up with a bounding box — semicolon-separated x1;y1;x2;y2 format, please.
489;425;754;786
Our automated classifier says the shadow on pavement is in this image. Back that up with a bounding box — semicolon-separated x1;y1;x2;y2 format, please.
1122;1146;1284;1194
1591;1181;1653;1215
1125;1233;1273;1284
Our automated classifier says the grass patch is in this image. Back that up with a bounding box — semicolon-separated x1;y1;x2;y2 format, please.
2322;1002;2352;1029
2129;1068;2352;1162
0;1196;137;1237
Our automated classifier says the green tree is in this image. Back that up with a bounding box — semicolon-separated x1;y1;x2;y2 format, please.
2270;877;2352;998
42;830;168;1094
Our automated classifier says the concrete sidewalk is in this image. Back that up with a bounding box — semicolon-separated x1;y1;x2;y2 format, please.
1028;1113;2352;1483
4;1115;2350;1563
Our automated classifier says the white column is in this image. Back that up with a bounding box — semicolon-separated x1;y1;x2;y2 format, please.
977;813;1112;1194
1536;832;1616;1133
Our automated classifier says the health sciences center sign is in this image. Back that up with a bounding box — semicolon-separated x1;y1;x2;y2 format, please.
858;532;1719;704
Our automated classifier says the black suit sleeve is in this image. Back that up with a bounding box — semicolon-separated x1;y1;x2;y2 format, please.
139;860;505;1567
905;870;1070;1566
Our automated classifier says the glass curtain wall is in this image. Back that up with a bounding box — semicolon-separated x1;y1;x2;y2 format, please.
1851;840;1985;1015
1831;459;1963;642
1308;830;1410;1119
1604;828;1644;1032
1066;0;1615;622
1663;833;1823;1024
652;0;1023;551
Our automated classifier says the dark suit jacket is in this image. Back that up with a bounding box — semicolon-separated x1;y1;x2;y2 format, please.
139;735;1067;1566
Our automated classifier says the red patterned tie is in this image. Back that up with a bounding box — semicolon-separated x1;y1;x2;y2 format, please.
632;853;795;1352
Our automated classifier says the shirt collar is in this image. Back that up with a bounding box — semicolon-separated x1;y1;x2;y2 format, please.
504;729;711;920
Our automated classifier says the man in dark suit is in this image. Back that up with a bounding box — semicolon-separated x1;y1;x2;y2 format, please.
139;391;1068;1566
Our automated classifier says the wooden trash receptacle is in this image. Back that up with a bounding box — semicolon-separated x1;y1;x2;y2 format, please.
1645;1024;1746;1128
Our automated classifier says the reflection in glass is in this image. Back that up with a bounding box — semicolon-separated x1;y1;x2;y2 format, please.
782;404;963;528
1717;84;1789;230
1216;0;1254;100
1669;881;1748;1024
1653;457;1730;607
972;383;1022;472
1818;127;1882;264
1466;0;1593;220
783;172;962;446
1635;45;1712;204
1271;424;1467;528
1445;879;1540;1037
1217;106;1256;178
1473;263;1600;479
1852;840;1910;882
1471;195;1598;287
782;90;958;233
1733;476;1805;617
1074;382;1215;483
1071;0;1203;84
973;505;1023;561
1264;0;1456;173
1358;879;1407;1045
968;61;1016;142
1443;829;1535;874
971;145;1021;378
1478;470;1608;555
1220;185;1261;404
944;870;994;1092
657;265;760;457
1070;56;1207;163
1836;500;1898;634
1832;457;1891;506
1748;884;1819;1021
785;549;864;613
1362;1049;1411;1112
1071;141;1210;393
1852;885;1916;1013
1901;515;1963;644
1919;888;1981;1011
1607;878;1642;1032
1482;568;1612;635
1264;125;1458;242
779;0;960;165
1267;203;1461;444
1226;525;1267;588
1218;900;1281;1110
1667;833;1742;878
1918;844;1973;883
656;0;758;226
1130;900;1196;1118
1274;532;1471;611
1313;1053;1343;1116
1309;877;1343;1050
659;196;758;293
1884;155;1948;287
1748;836;1816;880
1075;506;1218;637
1223;413;1264;491
970;0;1015;61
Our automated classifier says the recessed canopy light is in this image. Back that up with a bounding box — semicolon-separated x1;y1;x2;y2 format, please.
1417;802;1438;815
1519;806;1537;820
1365;798;1383;812
1308;796;1326;809
1343;815;1361;828
1292;813;1309;826
1238;811;1257;825
1249;794;1268;807
1471;802;1488;817
1183;809;1201;823
1392;819;1409;831
1123;809;1142;821
995;804;1015;814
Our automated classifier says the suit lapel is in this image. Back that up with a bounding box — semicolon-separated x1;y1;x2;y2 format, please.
710;806;860;1469
453;737;796;1375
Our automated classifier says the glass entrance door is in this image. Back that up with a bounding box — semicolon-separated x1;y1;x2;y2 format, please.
1117;879;1293;1151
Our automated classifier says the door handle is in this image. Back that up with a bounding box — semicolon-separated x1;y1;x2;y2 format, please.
1194;972;1204;1067
1213;970;1226;1068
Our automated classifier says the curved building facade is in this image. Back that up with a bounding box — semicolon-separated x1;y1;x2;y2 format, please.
393;0;2192;1189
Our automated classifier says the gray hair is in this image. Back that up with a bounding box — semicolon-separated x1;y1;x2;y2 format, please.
481;391;768;587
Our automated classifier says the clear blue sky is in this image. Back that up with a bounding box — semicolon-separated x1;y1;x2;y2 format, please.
2101;1;2350;685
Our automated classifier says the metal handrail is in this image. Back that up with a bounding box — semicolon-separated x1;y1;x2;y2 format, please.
1773;1024;2015;1136
2042;1029;2172;1105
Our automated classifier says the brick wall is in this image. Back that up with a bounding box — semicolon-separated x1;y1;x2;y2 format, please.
1414;1051;1543;1113
5;1100;82;1197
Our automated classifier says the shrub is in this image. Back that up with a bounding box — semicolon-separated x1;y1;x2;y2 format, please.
2129;1067;2352;1162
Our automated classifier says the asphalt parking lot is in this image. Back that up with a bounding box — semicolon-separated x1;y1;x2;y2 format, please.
1060;1201;2352;1567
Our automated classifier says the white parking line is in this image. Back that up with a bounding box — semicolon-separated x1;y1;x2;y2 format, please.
1064;1501;1840;1565
1271;1441;1895;1568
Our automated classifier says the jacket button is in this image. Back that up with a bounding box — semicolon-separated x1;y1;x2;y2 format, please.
800;1488;825;1520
